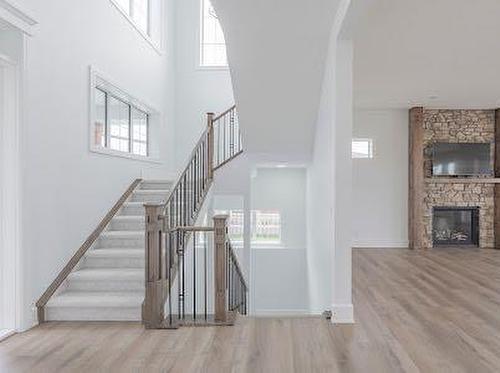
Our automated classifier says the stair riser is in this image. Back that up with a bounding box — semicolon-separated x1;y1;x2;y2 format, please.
121;205;145;216
46;307;141;321
83;257;145;269
110;220;145;231
131;193;167;203
140;182;172;190
98;236;144;248
68;279;144;292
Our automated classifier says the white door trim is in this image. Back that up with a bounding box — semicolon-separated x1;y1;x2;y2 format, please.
0;53;22;332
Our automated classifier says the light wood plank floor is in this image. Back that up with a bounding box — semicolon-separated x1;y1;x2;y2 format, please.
1;248;500;372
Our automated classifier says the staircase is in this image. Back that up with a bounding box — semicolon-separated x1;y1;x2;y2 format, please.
37;106;247;327
44;180;172;321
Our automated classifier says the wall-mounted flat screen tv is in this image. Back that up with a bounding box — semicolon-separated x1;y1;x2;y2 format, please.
432;143;492;176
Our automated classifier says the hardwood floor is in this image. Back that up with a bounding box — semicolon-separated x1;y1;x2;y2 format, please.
1;248;500;372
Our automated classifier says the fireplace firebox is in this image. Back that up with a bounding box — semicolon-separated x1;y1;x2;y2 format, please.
432;207;479;246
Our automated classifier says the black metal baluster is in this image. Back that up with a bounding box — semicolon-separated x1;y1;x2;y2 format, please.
216;121;219;166
193;232;196;321
177;231;182;321
167;230;173;326
230;110;234;157
204;231;207;321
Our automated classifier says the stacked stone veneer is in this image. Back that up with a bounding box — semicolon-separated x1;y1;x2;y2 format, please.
422;109;496;248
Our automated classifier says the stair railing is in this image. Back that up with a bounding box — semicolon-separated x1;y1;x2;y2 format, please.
212;105;242;171
143;106;246;329
159;216;247;328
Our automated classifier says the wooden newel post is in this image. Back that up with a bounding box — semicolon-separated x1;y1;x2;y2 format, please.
207;112;215;180
142;203;166;328
213;214;228;322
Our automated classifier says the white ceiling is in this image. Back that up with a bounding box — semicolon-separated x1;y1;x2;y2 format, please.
352;0;500;109
212;0;340;159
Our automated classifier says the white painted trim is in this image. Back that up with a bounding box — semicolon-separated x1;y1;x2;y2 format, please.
0;0;37;35
352;240;409;249
197;0;229;70
90;146;162;164
109;0;163;55
0;329;15;342
0;54;22;333
88;66;163;164
331;303;354;324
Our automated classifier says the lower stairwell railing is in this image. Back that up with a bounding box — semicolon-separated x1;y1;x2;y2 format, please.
143;106;247;329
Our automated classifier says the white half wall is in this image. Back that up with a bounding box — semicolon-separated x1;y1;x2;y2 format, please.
352;109;409;248
251;167;309;315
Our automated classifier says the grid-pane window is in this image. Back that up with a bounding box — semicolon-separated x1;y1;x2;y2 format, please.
200;0;227;67
132;0;149;34
251;211;281;245
94;88;106;147
228;210;244;243
132;108;148;156
109;96;130;153
352;138;374;159
94;86;149;157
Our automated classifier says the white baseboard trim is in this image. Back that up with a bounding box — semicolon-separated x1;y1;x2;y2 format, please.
331;304;354;324
0;329;16;342
254;309;312;317
352;240;409;249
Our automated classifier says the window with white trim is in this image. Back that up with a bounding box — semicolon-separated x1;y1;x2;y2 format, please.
93;87;149;157
200;0;227;67
352;138;374;159
251;211;281;245
112;0;151;35
91;68;156;160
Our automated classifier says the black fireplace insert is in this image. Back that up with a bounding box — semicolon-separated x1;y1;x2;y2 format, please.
432;207;479;246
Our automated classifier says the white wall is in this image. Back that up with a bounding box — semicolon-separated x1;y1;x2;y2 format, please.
18;0;175;329
306;0;354;323
352;109;408;248
174;0;234;170
305;27;336;314
250;167;309;315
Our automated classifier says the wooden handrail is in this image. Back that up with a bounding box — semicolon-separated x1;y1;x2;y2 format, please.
166;128;209;203
36;178;142;322
143;105;246;329
213;149;243;172
213;104;236;122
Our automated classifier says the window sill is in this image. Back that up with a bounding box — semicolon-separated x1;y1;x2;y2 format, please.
196;65;229;72
109;0;163;56
90;146;162;164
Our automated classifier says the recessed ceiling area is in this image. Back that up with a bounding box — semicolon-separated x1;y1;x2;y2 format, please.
352;0;500;109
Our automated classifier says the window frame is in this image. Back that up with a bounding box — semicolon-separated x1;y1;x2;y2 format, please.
352;138;374;159
89;67;160;163
198;0;228;70
109;0;163;55
251;210;282;246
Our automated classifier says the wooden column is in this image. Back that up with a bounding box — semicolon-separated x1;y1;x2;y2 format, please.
142;203;167;328
207;112;215;180
408;107;426;249
494;109;500;249
213;215;228;322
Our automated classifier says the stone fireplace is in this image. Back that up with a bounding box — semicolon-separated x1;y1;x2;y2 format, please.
409;108;500;249
432;207;479;246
